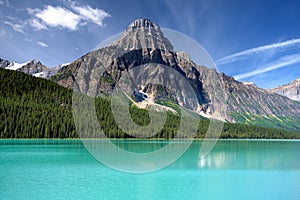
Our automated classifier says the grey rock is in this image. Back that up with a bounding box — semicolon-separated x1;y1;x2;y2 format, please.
269;78;300;102
0;58;10;68
16;59;48;74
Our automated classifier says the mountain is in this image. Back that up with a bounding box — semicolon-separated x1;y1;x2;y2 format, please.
0;58;63;78
0;67;298;139
32;63;69;79
269;78;300;101
0;59;47;74
51;18;300;132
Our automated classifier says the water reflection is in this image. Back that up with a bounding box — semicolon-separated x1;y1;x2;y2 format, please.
181;140;300;170
110;140;170;153
1;139;299;170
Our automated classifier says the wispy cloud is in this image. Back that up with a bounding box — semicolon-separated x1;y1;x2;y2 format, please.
217;38;300;65
234;53;300;80
25;38;32;42
4;21;25;34
71;3;110;27
28;18;48;30
37;41;48;47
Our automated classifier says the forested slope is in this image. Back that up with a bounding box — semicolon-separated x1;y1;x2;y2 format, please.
0;68;299;139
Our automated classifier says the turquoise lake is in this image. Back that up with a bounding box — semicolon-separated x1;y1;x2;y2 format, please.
0;140;299;200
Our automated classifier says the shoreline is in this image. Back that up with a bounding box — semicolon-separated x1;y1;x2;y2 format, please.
0;138;299;141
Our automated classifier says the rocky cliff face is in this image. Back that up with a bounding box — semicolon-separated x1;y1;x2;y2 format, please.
269;78;300;102
51;19;300;131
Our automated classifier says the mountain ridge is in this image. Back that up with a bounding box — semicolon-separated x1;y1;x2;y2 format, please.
0;66;299;139
50;18;300;131
0;58;66;78
269;78;300;101
1;19;300;132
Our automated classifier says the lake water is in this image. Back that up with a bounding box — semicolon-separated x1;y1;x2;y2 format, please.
0;140;299;199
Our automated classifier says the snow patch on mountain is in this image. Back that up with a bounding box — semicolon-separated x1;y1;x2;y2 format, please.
33;72;46;78
0;58;69;79
6;61;30;70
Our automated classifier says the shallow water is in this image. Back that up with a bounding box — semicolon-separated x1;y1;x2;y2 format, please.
0;139;299;199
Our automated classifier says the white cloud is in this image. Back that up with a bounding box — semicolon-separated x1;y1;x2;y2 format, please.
4;21;25;34
71;3;110;27
26;2;110;31
29;18;48;30
30;6;81;30
37;41;48;47
217;38;300;65
5;2;110;34
234;53;300;80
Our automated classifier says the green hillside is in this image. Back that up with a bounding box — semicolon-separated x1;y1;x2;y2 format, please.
0;68;299;139
230;112;300;132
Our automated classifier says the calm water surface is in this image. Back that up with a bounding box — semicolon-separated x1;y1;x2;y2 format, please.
0;140;299;200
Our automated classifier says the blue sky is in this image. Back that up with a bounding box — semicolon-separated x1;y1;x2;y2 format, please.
1;0;300;89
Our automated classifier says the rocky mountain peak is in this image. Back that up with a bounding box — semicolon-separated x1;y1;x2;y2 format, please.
16;59;48;74
0;58;50;77
30;59;41;65
127;18;159;30
111;18;173;51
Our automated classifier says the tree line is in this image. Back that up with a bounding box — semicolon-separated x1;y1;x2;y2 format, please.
0;68;299;139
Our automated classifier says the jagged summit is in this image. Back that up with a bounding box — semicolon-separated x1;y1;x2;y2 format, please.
112;18;173;51
127;18;159;30
0;58;52;78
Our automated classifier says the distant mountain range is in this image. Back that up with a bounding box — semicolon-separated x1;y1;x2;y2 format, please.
0;58;67;79
269;78;300;102
1;19;300;132
3;55;299;104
